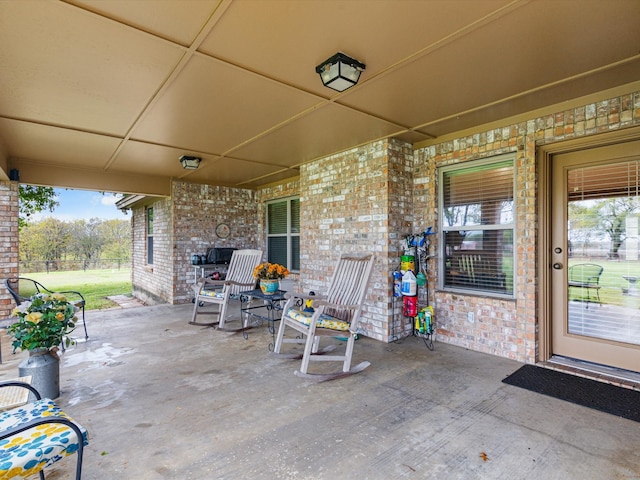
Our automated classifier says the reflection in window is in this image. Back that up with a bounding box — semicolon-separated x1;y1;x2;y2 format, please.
566;159;640;345
439;156;515;295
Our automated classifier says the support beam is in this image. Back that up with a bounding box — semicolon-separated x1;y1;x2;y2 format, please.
7;159;171;196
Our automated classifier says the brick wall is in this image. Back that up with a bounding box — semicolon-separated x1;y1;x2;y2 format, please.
126;90;640;360
299;139;413;341
413;89;640;363
131;180;260;305
131;196;173;305
387;139;416;339
0;181;18;318
172;181;259;303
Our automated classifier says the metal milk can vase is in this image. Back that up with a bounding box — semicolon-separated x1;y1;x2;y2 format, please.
19;348;60;400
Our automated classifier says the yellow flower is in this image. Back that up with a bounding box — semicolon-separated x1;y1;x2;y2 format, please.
7;292;76;352
25;312;43;324
253;262;289;279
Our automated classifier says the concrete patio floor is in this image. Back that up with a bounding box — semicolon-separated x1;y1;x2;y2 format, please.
1;302;639;479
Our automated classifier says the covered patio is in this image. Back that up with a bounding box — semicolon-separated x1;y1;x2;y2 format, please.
2;0;640;378
1;303;638;479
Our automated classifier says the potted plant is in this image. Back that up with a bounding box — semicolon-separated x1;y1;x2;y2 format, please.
253;262;289;295
8;292;77;399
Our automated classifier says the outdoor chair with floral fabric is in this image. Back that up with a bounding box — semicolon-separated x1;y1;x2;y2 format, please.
4;277;88;341
190;249;263;329
273;252;375;381
0;380;88;480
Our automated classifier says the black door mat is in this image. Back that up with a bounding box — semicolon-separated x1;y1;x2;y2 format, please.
502;364;640;423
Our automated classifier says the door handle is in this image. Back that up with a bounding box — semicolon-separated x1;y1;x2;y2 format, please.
553;262;563;270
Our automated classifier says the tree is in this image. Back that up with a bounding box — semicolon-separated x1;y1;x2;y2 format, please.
18;185;58;230
99;219;131;261
597;198;640;259
573;197;640;259
20;218;131;270
568;202;601;256
443;204;480;227
68;219;105;264
19;218;70;266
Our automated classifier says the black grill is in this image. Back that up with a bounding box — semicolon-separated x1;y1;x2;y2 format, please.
206;247;236;265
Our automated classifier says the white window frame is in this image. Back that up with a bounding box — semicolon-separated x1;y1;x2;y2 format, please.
146;206;153;265
266;196;300;272
438;154;516;298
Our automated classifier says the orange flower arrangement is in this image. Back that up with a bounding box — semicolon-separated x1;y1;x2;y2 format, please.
253;262;289;280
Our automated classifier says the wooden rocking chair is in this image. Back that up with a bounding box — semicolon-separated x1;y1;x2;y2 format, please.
273;252;375;381
190;249;262;329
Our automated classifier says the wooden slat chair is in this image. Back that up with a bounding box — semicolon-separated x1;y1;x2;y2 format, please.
0;381;88;480
273;252;375;381
190;249;262;328
458;254;481;285
4;277;88;340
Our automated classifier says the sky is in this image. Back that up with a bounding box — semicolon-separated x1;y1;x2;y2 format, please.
31;188;130;222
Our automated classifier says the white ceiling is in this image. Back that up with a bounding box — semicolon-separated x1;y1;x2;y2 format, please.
1;0;639;196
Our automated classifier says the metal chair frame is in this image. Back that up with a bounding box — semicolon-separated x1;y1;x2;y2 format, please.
0;381;86;480
568;263;603;308
4;277;88;340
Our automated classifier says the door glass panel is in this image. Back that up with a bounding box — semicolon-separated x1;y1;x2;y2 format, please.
567;160;640;346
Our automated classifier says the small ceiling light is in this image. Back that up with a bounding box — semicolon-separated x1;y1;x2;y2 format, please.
315;52;366;92
180;155;201;170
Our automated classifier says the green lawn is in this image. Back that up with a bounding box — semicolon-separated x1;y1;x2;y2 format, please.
16;269;132;310
568;258;640;308
14;259;638;311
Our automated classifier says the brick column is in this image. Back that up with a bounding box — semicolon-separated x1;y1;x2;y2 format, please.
0;181;19;318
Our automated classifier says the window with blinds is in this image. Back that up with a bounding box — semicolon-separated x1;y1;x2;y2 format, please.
147;207;153;265
439;155;515;295
267;197;300;271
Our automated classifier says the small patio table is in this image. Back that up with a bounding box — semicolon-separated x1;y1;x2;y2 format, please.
622;276;640;296
238;289;287;351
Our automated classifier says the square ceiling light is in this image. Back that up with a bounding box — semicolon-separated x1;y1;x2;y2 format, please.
315;52;366;92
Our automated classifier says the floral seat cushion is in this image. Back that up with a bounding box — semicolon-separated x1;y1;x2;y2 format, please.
198;289;225;299
0;399;88;479
198;290;242;301
286;308;350;331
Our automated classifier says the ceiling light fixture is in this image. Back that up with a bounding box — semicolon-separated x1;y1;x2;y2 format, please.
179;155;201;170
315;52;366;92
